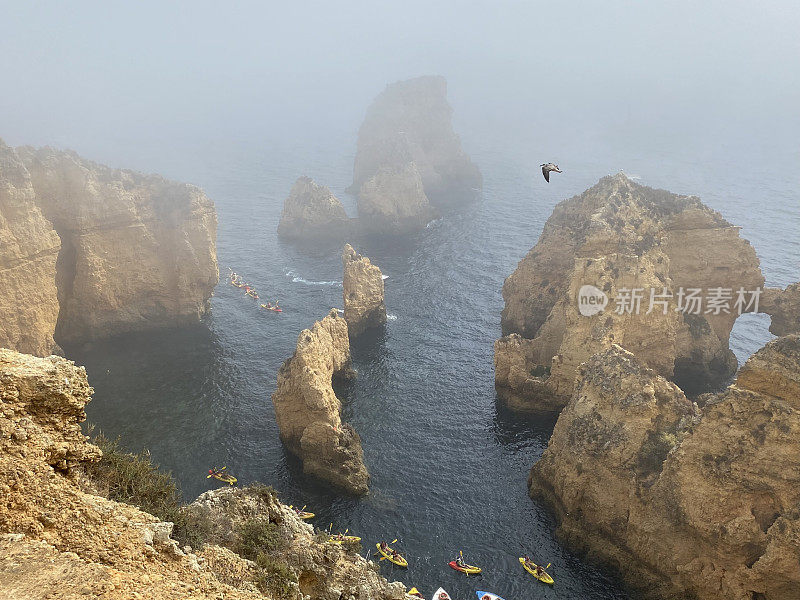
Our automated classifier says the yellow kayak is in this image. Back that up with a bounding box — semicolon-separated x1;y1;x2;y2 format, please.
519;557;554;584
328;535;361;544
288;505;314;520
206;467;237;486
376;543;408;568
406;587;424;599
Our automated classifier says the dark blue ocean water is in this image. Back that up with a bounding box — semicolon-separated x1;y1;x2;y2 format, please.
69;131;798;600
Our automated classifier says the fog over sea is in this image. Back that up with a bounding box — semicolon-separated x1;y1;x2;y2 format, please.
2;2;798;598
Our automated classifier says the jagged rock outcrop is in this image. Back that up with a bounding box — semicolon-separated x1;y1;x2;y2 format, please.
496;173;765;410
15;146;218;343
762;282;800;336
0;141;61;356
342;244;386;337
0;348;262;599
188;487;405;600
271;309;369;494
277;176;353;242
529;338;800;600
348;75;480;234
357;162;438;236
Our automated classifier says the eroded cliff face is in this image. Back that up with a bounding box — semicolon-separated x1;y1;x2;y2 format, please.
0;348;399;599
17;146;218;343
496;174;765;410
528;338;800;600
0;141;61;356
188;487;404;600
342;244;386;337
277;176;352;242
349;75;480;234
0;348;263;599
271;309;369;494
762;283;800;336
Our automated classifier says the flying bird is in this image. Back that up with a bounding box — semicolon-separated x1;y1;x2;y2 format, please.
541;163;562;182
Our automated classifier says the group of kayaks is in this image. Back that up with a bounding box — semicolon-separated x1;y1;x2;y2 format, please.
229;269;283;312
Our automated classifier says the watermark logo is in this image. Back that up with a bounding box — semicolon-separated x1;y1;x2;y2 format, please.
576;285;762;317
577;285;608;316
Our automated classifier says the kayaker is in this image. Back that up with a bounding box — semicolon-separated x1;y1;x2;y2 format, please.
535;564;544;577
392;550;401;561
455;555;465;568
380;541;388;552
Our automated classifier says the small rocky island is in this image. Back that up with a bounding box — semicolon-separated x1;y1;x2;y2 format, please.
0;140;219;355
276;75;481;242
342;243;387;337
271;309;369;495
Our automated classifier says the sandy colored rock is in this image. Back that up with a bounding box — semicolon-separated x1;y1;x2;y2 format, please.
277;176;352;242
0;348;262;600
271;309;369;494
529;338;800;600
15;145;218;343
342;243;386;337
762;283;800;336
188;487;405;600
0;140;61;356
357;162;438;236
496;173;764;410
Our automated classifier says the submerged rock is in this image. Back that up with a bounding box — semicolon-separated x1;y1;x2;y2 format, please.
271;309;369;494
496;173;765;410
529;337;800;600
342;243;386;337
277;176;352;242
0;140;61;356
349;75;480;234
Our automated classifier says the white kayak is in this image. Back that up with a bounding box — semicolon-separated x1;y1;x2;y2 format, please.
432;588;452;600
477;592;506;600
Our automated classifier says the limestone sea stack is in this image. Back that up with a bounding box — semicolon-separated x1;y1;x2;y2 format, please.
762;282;800;336
528;337;800;600
350;75;481;234
342;243;386;337
0;141;61;356
271;309;369;494
17;146;218;343
277;176;352;242
495;173;765;411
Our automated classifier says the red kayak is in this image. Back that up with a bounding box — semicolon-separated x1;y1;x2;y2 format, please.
261;304;283;313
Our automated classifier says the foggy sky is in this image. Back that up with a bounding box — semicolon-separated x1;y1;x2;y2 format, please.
1;1;798;169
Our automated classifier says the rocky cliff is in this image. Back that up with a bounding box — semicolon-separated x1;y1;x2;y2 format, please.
0;141;219;353
0;141;61;356
187;487;404;600
0;348;400;599
495;174;765;410
762;283;800;336
277;176;352;243
349;75;480;234
528;337;800;600
342;244;386;337
0;348;260;599
18;146;219;343
271;309;369;494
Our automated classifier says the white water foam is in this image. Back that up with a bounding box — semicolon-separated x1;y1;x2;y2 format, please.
387;314;398;321
286;270;342;287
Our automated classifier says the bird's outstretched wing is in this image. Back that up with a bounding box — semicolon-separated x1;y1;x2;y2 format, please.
542;165;550;182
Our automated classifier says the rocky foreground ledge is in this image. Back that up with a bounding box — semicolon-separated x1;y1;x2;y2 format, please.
271;310;370;494
0;139;218;356
0;348;399;599
495;173;773;411
528;336;800;600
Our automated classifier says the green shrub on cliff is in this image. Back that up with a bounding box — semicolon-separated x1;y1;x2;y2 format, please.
235;518;285;559
85;430;210;549
254;553;297;599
